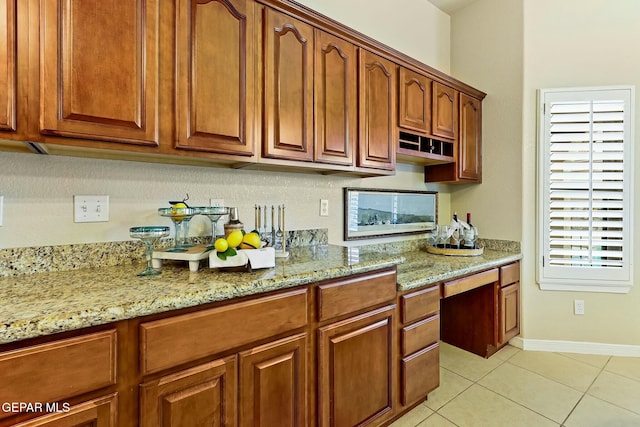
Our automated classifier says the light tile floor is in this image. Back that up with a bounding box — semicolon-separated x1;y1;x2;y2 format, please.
391;342;640;427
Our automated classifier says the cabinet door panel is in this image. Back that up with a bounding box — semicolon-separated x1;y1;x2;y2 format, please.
314;30;356;166
140;356;237;427
263;9;313;161
358;50;396;170
0;0;16;132
499;283;520;345
239;333;307;427
432;82;457;140
40;0;158;146
11;394;117;427
318;306;395;427
175;0;255;156
459;93;482;181
398;67;431;134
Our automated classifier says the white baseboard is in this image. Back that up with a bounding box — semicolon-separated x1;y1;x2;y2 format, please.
509;337;640;357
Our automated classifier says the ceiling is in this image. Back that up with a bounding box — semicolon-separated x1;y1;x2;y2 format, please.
427;0;478;14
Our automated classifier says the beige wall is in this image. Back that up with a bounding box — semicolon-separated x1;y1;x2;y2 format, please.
0;0;452;250
450;0;639;348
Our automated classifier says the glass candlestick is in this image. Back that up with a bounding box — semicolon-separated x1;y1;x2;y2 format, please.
158;207;198;251
129;226;170;276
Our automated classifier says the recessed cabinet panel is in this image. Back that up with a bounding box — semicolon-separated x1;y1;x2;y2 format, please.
314;30;356;166
358;50;396;170
0;0;16;132
398;67;431;135
40;0;159;146
175;0;255;156
459;93;482;181
263;9;314;162
432;82;458;140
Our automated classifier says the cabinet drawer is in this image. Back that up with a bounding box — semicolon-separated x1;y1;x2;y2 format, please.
0;330;116;417
443;268;498;298
141;288;308;375
500;262;520;287
401;315;439;357
401;342;439;405
317;268;396;321
401;285;440;324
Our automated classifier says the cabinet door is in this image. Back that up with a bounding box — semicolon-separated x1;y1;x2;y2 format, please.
398;67;431;135
0;0;16;132
140;356;237;427
40;0;159;146
358;50;396;171
239;333;307;427
432;82;457;140
318;305;395;427
458;93;482;181
10;394;117;427
314;30;356;166
499;282;520;345
263;9;313;162
175;0;255;157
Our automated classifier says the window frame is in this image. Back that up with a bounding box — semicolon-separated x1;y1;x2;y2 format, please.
537;86;635;293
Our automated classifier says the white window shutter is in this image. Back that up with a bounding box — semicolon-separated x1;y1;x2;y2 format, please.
537;87;634;293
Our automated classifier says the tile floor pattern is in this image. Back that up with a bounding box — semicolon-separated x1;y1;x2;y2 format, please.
391;343;640;427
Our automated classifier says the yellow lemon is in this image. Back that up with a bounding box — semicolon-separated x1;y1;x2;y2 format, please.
226;230;244;248
171;202;188;222
214;238;228;253
240;232;261;249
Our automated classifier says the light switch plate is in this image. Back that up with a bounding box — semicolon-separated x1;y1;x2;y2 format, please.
74;195;109;223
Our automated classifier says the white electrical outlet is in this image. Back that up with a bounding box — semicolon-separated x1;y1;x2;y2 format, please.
320;199;329;216
0;195;3;226
74;195;109;223
210;198;224;207
574;299;585;315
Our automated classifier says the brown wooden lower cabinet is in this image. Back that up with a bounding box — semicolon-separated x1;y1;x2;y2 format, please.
10;394;118;427
239;333;307;427
317;306;396;427
140;356;237;427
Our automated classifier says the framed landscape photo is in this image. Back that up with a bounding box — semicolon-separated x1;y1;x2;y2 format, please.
344;188;437;240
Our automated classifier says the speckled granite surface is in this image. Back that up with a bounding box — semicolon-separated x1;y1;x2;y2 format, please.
0;237;520;345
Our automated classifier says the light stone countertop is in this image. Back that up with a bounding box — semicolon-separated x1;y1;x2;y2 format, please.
0;244;520;345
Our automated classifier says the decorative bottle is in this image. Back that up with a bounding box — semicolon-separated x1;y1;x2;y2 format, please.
224;207;244;237
463;212;477;248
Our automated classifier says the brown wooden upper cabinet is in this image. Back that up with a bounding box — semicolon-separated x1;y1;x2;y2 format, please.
175;0;256;157
398;67;431;135
314;30;357;166
358;50;397;171
39;0;160;146
263;9;314;162
458;92;482;181
0;0;16;133
432;82;458;141
425;91;482;183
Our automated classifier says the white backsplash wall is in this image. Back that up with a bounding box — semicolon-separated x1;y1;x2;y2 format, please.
0;152;448;249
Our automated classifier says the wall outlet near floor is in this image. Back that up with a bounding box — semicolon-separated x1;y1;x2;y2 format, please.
320;199;329;216
74;195;109;223
574;299;585;315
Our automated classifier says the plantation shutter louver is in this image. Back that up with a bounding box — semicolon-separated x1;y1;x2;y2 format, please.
538;87;634;293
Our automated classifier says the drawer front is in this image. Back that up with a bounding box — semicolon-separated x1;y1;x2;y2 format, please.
0;330;116;417
317;268;396;321
401;285;440;324
401;342;439;405
401;314;439;357
141;288;308;375
443;268;499;298
500;261;520;287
